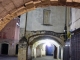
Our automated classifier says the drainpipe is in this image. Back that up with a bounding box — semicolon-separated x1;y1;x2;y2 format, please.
64;7;67;41
24;13;27;36
24;13;28;60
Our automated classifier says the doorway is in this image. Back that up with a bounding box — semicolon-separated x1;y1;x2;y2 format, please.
46;45;55;56
15;44;18;54
1;43;8;55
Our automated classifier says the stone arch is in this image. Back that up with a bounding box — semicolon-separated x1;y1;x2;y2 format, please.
0;0;80;31
30;35;64;60
32;39;59;48
18;36;28;60
29;35;64;46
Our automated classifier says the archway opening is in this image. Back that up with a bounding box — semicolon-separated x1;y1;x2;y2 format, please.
45;44;55;56
1;43;8;55
30;38;63;60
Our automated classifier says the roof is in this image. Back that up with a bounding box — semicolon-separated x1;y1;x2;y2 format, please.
0;0;80;31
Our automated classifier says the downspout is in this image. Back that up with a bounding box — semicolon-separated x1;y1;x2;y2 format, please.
64;7;67;41
24;13;27;36
24;13;29;60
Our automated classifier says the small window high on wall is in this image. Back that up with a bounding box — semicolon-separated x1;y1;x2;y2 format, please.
43;9;51;26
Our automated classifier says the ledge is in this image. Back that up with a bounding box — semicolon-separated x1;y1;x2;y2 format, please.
42;24;53;26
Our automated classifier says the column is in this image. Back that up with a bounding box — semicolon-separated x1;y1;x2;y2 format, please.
61;47;63;60
34;48;36;58
59;46;61;59
30;45;33;57
8;43;16;56
28;45;33;60
18;42;28;60
32;47;34;58
41;49;43;57
57;46;59;60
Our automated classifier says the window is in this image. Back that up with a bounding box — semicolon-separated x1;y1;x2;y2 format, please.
43;9;51;26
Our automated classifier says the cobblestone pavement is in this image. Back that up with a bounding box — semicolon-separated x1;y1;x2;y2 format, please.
0;56;57;60
0;56;17;60
32;56;57;60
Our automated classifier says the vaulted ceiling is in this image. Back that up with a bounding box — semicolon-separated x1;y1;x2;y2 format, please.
0;0;80;31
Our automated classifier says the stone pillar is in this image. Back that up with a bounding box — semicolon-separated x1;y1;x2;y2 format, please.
18;37;28;60
61;47;63;60
30;45;33;58
28;45;33;60
36;46;41;57
57;47;59;60
59;46;61;59
41;49;42;57
40;45;44;57
8;43;16;56
34;48;36;58
32;47;34;58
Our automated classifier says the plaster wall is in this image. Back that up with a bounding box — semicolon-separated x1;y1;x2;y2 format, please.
20;13;26;28
0;18;20;56
20;6;65;33
70;8;80;31
0;18;20;41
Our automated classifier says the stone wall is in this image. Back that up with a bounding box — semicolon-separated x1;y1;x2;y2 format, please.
0;42;18;56
0;17;20;42
0;18;20;56
27;6;65;32
18;37;28;60
20;6;66;33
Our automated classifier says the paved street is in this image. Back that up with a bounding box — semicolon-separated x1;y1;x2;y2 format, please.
32;56;57;60
0;56;58;60
0;56;17;60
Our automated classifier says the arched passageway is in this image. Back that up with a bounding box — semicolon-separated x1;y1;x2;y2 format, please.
28;35;64;60
0;0;80;60
18;35;64;60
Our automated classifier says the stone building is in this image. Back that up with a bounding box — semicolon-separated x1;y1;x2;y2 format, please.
0;0;80;60
19;6;67;60
0;18;20;56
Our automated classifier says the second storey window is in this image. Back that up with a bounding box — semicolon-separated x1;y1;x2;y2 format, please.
43;9;51;25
